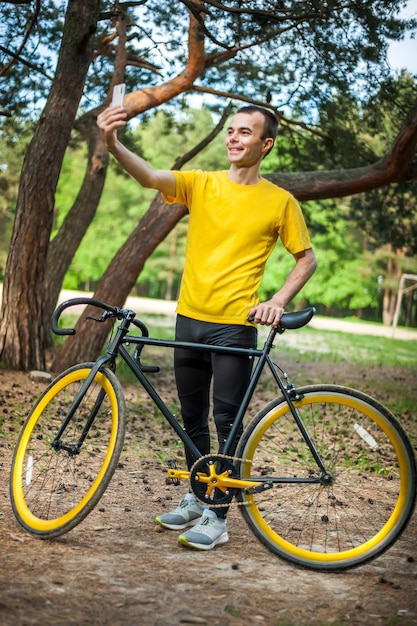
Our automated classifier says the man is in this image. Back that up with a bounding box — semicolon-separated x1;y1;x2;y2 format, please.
97;101;316;551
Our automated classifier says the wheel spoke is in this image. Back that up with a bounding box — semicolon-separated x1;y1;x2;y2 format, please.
10;364;125;538
237;385;416;570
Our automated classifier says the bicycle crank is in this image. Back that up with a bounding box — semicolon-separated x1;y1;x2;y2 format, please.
188;454;261;506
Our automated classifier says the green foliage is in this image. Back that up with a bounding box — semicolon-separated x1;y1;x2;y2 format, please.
260;199;378;313
260;72;417;323
348;73;417;254
350;182;417;254
0;0;62;118
39;94;417;324
52;147;88;232
50;135;154;290
57;150;156;290
138;220;188;301
130;107;232;299
139;107;230;171
305;202;379;311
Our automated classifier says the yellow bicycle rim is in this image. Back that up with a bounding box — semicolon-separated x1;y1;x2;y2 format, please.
12;368;119;532
242;391;411;564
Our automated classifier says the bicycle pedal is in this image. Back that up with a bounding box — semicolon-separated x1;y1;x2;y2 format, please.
167;460;181;485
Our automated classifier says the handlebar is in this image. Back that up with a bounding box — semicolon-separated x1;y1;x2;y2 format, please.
51;298;132;336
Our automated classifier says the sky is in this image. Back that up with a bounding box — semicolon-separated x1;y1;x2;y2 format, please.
387;0;417;74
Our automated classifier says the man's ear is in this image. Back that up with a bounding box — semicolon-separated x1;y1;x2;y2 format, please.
262;137;274;156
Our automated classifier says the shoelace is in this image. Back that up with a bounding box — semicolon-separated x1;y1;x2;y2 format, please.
198;515;223;528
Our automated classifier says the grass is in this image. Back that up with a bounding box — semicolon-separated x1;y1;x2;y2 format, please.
111;312;417;396
264;325;417;368
119;313;417;366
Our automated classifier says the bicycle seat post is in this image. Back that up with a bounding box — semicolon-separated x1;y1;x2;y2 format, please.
262;324;283;354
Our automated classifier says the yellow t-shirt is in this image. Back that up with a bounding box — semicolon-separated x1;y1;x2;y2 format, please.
163;170;312;325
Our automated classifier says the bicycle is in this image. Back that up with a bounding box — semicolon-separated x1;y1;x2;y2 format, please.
10;297;416;571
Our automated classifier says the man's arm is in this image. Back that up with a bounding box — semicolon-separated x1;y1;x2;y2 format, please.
249;248;317;327
96;105;176;196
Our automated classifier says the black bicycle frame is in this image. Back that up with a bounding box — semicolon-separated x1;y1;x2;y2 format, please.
117;325;327;473
51;307;326;476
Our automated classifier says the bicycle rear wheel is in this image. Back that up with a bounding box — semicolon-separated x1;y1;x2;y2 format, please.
237;385;416;571
10;363;126;538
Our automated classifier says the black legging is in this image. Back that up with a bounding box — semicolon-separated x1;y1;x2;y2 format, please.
174;315;257;471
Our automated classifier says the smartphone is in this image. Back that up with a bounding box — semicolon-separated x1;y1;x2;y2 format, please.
112;83;126;107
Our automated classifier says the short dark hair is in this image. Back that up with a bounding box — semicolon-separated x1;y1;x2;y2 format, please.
237;105;279;142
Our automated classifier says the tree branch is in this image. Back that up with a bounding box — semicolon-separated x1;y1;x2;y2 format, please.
173;101;234;169
191;84;283;117
179;0;232;50
0;44;53;80
184;0;346;26
0;0;41;77
267;97;417;200
120;7;206;117
203;25;289;68
384;97;417;179
190;84;331;141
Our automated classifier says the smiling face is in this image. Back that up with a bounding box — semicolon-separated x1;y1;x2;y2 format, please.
225;111;274;168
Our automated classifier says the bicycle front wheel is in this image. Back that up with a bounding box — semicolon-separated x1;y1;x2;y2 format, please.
237;385;416;571
10;363;126;538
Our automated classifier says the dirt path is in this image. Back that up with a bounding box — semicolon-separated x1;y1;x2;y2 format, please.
1;361;417;626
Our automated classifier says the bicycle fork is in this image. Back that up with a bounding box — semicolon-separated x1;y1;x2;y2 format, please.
51;316;134;455
52;381;107;456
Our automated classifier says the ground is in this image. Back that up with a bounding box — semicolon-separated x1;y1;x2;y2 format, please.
0;356;416;626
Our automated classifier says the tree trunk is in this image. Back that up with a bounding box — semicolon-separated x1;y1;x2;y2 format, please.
268;97;417;200
382;287;398;326
43;118;109;343
5;2;417;372
382;249;404;325
165;228;179;301
37;7;206;358
0;0;100;370
382;250;394;326
42;10;129;343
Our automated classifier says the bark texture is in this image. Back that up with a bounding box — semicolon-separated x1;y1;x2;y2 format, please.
0;0;101;370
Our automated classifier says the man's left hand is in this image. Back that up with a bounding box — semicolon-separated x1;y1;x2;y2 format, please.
249;301;285;327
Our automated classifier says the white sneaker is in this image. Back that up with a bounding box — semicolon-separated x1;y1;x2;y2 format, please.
155;494;204;530
178;509;229;551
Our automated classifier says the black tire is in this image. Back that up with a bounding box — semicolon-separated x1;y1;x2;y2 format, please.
10;363;126;538
236;385;416;571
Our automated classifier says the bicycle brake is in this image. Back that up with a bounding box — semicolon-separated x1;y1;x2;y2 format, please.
84;310;115;323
